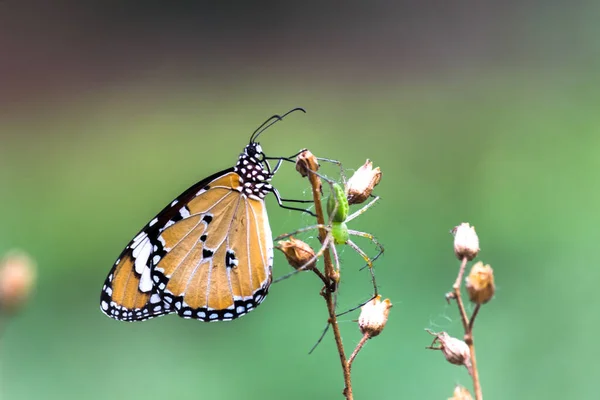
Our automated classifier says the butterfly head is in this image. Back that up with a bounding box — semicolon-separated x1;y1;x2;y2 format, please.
244;142;265;162
236;108;306;198
234;143;273;200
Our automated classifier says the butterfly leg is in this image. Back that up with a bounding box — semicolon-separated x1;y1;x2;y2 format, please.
271;187;317;216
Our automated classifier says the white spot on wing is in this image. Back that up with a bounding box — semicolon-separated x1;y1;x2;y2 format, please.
150;293;161;304
139;266;153;292
101;301;108;311
180;207;190;219
133;238;152;274
162;220;175;231
131;232;147;249
149;217;158;227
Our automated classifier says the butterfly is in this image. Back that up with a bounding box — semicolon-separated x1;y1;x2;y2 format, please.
100;108;307;322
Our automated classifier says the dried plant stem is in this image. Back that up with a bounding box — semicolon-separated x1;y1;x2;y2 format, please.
453;256;469;331
348;333;370;372
306;167;353;400
468;304;481;332
465;331;482;400
453;257;482;400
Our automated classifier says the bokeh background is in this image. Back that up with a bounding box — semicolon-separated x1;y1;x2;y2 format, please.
1;2;599;399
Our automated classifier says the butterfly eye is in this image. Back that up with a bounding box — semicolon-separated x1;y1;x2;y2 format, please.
246;145;257;157
246;144;265;161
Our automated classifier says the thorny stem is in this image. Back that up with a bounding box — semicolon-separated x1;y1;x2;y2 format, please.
453;257;483;400
348;333;370;373
305;163;353;399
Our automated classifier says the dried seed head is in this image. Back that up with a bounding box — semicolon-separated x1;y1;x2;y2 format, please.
466;261;495;304
449;385;473;400
295;149;319;177
358;295;392;337
346;159;382;205
452;223;480;261
276;237;316;271
0;251;37;313
427;331;472;374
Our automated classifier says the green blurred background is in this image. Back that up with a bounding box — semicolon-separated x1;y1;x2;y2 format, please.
1;2;599;399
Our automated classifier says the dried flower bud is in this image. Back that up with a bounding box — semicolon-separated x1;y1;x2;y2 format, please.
426;331;472;375
449;385;473;400
295;149;319;177
276;237;316;271
358;295;392;337
466;261;495;304
346;159;382;205
0;251;37;313
452;223;479;261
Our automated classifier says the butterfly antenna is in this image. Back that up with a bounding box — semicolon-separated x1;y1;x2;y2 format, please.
250;114;282;144
251;107;306;143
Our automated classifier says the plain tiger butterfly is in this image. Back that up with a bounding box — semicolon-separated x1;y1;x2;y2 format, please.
100;108;307;322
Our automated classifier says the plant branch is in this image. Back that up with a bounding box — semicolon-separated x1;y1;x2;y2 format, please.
452;256;482;400
468;304;481;332
465;330;482;400
453;256;469;332
348;333;370;373
305;163;353;400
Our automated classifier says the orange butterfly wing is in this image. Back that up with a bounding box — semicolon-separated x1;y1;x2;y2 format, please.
100;169;273;322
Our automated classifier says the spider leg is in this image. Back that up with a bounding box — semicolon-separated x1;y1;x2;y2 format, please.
346;196;380;222
346;238;379;297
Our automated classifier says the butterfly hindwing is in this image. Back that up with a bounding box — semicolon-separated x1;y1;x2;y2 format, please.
100;168;274;322
100;168;233;321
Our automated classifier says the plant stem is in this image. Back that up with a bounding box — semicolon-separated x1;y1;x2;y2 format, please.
465;330;482;400
306;164;352;400
453;256;469;332
453;257;483;400
348;333;370;373
468;304;481;332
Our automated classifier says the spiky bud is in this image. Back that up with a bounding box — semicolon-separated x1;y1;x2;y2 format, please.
466;261;495;304
449;385;473;400
346;159;382;205
295;149;319;177
0;251;37;313
358;295;392;337
276;237;316;271
427;331;472;375
452;223;480;261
